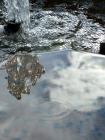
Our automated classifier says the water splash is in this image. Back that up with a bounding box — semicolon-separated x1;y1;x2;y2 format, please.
4;0;30;31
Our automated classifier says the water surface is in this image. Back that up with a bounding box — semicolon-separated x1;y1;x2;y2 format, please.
0;50;105;140
0;1;105;140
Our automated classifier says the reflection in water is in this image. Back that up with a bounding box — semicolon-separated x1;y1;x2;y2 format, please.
1;50;105;140
5;53;45;100
48;53;105;112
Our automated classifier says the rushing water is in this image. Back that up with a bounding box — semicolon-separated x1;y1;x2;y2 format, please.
4;0;30;30
0;0;105;63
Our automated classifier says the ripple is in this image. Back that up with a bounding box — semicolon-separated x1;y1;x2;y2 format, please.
37;101;70;120
0;103;10;123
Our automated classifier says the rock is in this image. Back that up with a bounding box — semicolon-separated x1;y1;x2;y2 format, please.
88;1;105;14
0;22;21;35
92;0;105;4
99;42;105;55
30;0;36;4
86;0;105;26
32;0;80;9
4;21;21;34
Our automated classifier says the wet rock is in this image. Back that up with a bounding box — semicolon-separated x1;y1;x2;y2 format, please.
0;22;21;35
87;0;105;26
30;0;36;4
43;0;74;7
92;0;105;5
88;1;105;14
31;0;81;10
4;21;21;35
99;42;105;55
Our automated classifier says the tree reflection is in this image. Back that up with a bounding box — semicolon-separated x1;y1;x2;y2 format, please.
5;53;45;100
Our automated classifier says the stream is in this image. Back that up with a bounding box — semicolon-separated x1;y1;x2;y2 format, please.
0;1;105;140
0;0;105;62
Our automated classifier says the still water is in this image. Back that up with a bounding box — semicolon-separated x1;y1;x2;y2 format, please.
0;50;105;140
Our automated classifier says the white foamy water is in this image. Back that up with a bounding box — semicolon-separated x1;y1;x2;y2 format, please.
4;0;30;30
0;4;105;56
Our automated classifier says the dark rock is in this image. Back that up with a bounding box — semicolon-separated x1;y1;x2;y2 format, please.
87;0;105;14
92;0;105;4
16;47;32;53
31;0;80;9
89;0;105;13
44;0;73;7
30;0;36;4
99;42;105;55
4;21;21;35
86;12;105;26
86;0;105;26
